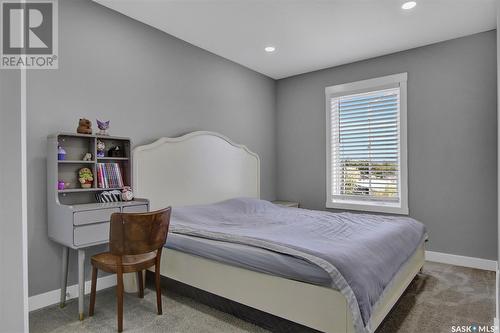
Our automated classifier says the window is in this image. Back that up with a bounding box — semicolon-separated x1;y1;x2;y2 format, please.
325;73;408;214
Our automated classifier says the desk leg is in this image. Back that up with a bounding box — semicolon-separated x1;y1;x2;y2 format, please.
59;246;69;308
78;249;85;321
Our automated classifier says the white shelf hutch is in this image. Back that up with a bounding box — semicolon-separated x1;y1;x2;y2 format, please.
47;132;149;320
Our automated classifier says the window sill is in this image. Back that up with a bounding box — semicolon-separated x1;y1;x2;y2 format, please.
326;200;408;215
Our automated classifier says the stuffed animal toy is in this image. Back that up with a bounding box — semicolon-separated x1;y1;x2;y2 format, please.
77;118;92;134
82;153;92;161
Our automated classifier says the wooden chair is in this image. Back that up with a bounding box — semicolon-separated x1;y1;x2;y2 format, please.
89;207;171;332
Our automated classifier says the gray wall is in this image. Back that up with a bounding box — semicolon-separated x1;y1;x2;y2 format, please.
27;0;276;296
0;71;27;331
276;31;498;260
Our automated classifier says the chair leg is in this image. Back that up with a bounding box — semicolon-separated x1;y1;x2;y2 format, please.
89;266;98;316
116;269;124;332
137;271;144;298
155;263;162;315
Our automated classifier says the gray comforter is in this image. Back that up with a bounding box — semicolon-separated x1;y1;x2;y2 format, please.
170;198;426;333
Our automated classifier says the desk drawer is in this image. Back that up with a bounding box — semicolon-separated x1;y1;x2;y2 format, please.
123;205;148;214
74;222;109;246
74;208;119;226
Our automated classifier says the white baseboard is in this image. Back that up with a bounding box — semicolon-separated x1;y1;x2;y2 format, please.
495;264;500;326
425;250;497;271
29;275;117;312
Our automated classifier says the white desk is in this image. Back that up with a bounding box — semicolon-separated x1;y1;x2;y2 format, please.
53;200;149;320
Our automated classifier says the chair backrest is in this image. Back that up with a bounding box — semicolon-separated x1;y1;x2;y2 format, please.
109;207;171;256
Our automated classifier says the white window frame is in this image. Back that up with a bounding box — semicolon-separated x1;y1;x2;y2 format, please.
325;73;408;215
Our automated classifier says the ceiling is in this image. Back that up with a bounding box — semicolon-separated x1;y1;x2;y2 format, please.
94;0;497;79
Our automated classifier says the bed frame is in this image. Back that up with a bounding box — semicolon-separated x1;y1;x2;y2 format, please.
133;131;424;333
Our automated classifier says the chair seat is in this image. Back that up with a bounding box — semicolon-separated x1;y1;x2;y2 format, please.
91;251;157;273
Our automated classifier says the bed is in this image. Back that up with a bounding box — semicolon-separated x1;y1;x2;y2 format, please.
132;131;426;333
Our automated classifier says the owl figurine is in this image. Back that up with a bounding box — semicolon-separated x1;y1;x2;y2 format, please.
96;119;110;136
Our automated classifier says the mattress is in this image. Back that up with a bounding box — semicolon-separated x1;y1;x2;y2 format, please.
165;232;333;286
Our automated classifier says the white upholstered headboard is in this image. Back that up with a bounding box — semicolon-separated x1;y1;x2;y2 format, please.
133;131;260;210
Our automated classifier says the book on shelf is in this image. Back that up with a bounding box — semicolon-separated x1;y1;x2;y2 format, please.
97;163;124;189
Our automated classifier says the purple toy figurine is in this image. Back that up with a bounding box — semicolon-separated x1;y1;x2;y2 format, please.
97;120;110;136
58;180;65;190
58;145;66;160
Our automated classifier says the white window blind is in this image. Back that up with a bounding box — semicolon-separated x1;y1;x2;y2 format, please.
326;73;408;214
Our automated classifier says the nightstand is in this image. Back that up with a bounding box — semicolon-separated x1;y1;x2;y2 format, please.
272;200;299;208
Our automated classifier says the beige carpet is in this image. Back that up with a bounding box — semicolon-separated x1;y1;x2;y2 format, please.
376;262;495;333
30;262;495;333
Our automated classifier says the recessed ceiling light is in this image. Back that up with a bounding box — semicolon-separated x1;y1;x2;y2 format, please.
264;46;276;53
401;1;417;10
